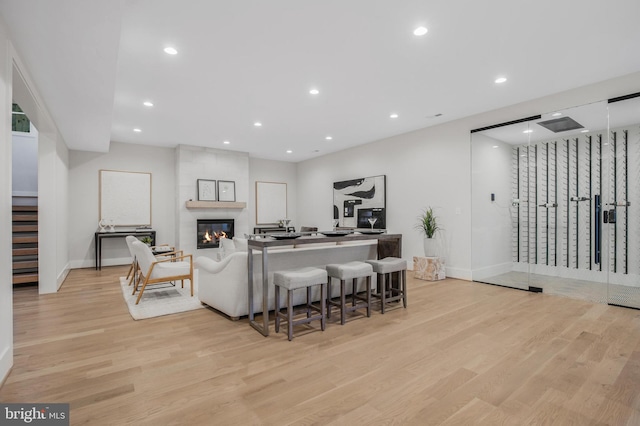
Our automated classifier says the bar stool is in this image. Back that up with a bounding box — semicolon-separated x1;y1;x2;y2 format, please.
366;257;407;314
325;261;373;325
274;267;327;341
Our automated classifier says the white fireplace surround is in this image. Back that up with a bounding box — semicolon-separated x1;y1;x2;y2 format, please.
176;145;250;257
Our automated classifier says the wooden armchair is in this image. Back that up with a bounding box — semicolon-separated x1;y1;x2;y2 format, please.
130;241;194;305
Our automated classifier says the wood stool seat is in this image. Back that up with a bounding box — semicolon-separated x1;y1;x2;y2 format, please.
366;257;407;313
325;261;373;325
274;267;327;341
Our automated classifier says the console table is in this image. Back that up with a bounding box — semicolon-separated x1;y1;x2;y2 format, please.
94;230;156;270
247;232;402;336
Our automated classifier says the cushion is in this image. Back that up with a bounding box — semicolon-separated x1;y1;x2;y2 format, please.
220;238;236;257
233;237;248;252
326;261;373;280
274;267;328;290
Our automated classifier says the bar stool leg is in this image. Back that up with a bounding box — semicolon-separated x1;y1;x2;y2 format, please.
275;284;281;333
320;283;326;330
366;275;371;317
380;273;386;314
307;286;312;318
352;278;357;306
340;279;346;325
402;270;408;308
327;277;333;318
287;289;294;341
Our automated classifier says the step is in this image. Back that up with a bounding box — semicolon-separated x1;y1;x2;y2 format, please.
12;248;38;256
12;224;38;233
13;260;38;270
13;273;38;285
12;214;38;222
12;205;38;212
13;235;38;244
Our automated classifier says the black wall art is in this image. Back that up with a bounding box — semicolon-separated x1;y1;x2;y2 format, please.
333;175;386;228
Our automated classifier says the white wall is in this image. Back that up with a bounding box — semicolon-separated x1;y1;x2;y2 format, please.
12;128;38;196
68;142;176;268
248;157;297;231
38;129;70;293
296;72;640;279
471;133;513;279
296;121;473;277
0;18;13;386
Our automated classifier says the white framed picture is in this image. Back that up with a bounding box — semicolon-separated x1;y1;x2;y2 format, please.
218;180;236;202
197;179;217;201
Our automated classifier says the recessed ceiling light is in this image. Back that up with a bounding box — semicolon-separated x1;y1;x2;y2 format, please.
390;113;399;119
492;145;499;149
164;47;178;55
309;88;319;95
143;101;153;107
286;150;292;154
523;129;533;134
495;77;507;84
581;129;589;133
254;122;262;127
413;26;428;36
325;136;333;140
223;140;230;144
133;128;141;133
552;112;562;117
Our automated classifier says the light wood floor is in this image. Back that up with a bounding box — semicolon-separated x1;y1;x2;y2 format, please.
2;267;640;425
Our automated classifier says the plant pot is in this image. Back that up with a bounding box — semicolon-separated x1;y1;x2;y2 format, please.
423;237;437;257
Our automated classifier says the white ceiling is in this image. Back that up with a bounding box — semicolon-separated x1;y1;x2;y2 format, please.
2;0;640;162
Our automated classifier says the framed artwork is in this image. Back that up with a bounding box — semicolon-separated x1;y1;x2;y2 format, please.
333;175;386;229
218;180;236;202
256;181;287;224
197;179;217;201
99;169;152;226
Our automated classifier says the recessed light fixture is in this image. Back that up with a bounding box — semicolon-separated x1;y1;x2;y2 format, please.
133;128;141;133
552;112;562;117
390;113;399;119
143;101;154;107
164;47;178;55
254;122;262;127
523;129;533;134
223;140;230;144
492;145;499;149
325;136;333;140
286;150;292;154
581;129;589;133
309;88;319;95
495;77;507;84
413;26;428;36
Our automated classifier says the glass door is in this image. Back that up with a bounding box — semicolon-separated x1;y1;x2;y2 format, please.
606;94;640;308
471;118;534;290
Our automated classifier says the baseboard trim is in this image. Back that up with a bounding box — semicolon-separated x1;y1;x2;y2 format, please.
57;263;70;290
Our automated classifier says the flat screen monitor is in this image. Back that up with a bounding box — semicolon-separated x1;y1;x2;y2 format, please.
357;208;385;229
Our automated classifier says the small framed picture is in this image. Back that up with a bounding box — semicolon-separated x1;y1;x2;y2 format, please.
197;179;217;201
218;180;236;202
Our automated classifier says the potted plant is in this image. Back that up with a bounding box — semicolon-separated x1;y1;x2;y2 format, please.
416;207;439;257
139;236;153;246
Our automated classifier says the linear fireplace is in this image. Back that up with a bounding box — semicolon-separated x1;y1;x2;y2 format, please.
197;219;234;249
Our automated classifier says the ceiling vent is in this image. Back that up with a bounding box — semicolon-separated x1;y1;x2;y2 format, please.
537;117;584;133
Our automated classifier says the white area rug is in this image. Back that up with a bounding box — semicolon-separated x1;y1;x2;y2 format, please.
119;276;204;320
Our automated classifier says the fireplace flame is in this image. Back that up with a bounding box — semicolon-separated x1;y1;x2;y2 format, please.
202;230;227;244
